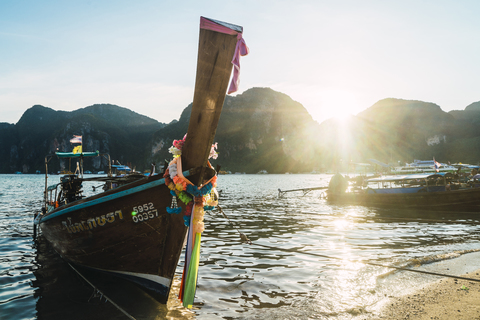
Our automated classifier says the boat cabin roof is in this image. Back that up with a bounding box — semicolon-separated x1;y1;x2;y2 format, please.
366;172;452;183
112;165;131;172
55;151;100;158
368;159;390;167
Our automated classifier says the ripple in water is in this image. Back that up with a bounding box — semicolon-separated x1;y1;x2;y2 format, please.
1;174;480;319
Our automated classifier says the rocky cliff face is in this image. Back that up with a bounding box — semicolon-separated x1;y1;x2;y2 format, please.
0;104;164;173
317;98;480;167
2;91;480;173
149;87;322;173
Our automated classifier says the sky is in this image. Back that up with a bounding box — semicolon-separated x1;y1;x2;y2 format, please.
2;0;480;125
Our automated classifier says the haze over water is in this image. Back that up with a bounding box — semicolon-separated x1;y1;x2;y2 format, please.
2;173;480;319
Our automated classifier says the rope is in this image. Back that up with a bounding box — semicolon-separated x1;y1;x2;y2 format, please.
297;212;480;225
361;216;480;225
366;207;480;216
216;206;252;244
210;207;480;284
69;264;136;320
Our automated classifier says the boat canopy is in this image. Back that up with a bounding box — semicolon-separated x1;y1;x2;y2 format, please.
451;163;478;169
410;160;435;166
352;162;371;167
47;183;60;191
366;172;452;183
368;159;390;167
55;151;100;158
112;165;131;172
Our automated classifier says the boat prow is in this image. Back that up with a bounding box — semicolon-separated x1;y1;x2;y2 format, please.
36;16;248;307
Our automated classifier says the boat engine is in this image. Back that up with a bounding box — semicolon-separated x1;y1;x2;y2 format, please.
60;175;83;204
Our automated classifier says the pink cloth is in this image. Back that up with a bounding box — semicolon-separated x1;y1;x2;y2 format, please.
228;35;249;94
200;17;249;94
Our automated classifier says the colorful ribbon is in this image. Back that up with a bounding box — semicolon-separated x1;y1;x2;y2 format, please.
182;233;202;308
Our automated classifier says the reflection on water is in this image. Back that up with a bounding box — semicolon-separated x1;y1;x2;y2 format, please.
34;236;130;320
1;174;480;319
34;235;196;320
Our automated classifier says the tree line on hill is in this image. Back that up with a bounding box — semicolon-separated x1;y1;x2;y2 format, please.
1;88;479;174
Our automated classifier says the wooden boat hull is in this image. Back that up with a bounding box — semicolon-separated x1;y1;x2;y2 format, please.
37;16;247;307
38;174;187;303
327;187;480;209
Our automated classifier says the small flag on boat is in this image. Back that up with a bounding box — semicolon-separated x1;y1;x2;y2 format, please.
434;157;441;172
70;135;82;144
73;145;82;154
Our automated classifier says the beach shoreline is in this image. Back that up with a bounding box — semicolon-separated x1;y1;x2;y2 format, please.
360;269;480;320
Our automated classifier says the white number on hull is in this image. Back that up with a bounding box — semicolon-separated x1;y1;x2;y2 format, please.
132;202;158;223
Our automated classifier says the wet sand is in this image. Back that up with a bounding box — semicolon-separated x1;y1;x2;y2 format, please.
363;269;480;320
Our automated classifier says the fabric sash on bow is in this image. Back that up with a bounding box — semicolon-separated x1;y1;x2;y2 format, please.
200;17;249;94
179;200;196;308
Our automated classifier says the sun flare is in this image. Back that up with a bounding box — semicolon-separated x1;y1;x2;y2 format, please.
322;89;359;121
306;88;361;124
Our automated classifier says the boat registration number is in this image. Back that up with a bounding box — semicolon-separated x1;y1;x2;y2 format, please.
132;202;158;223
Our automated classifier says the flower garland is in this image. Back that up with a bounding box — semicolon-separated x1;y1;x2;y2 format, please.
169;134;219;161
163;135;219;308
164;134;219;227
164;159;218;226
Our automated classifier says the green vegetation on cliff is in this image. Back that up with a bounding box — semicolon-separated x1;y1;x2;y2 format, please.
2;89;480;173
0;104;164;173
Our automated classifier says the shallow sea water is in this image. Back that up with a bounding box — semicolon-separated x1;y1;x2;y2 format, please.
2;173;480;319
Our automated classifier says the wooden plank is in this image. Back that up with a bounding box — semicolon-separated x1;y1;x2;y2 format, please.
182;23;239;185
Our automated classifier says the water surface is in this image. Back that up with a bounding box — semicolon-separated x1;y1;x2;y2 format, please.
1;174;480;319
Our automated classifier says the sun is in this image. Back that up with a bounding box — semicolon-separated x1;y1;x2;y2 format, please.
322;89;360;120
307;88;361;123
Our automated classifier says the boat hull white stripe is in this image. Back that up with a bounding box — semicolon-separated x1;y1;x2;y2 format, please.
90;267;171;287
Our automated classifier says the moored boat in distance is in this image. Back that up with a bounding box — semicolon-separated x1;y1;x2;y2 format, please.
326;172;480;209
391;159;457;175
34;16;248;308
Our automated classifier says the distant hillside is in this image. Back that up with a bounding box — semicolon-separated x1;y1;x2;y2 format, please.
149;88;322;173
0;104;165;173
2;93;480;174
317;98;480;168
354;98;458;162
449;101;480;131
149;94;480;173
465;101;480;111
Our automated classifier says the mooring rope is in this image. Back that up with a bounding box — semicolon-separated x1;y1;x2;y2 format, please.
297;212;480;225
69;264;136;320
216;205;252;244
360;216;480;225
213;206;480;284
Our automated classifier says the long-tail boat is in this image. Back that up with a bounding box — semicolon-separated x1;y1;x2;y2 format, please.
34;16;248;307
326;172;480;209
